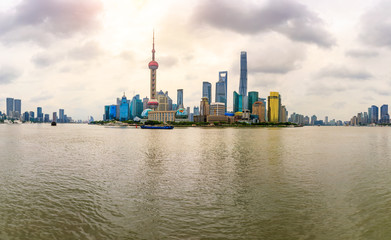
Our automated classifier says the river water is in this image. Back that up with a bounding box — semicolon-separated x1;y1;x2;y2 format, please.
1;124;391;239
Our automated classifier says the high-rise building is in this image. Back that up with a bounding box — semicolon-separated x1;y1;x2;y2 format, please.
371;105;379;124
6;98;14;118
147;31;159;110
380;104;389;124
200;97;210;116
23;112;29;122
172;103;177;111
157;91;169;111
167;95;173;110
210;102;225;116
259;98;267;122
52;112;57;123
44;114;50;123
311;115;317;125
177;89;183;108
130;94;143;119
267;92;281;123
325;116;329;125
281;105;288;122
194;106;200;116
239;51;247;97
252;101;266;122
248;91;259;112
368;107;372;123
216;71;227;111
202;81;212;104
142;97;149;110
119;93;130;121
37;107;43;122
59;109;64;123
29;111;35;121
233;91;242;113
14;99;21;119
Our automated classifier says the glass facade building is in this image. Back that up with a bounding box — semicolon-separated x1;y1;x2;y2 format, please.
239;51;247;97
248;91;259;113
233;91;243;113
371;105;379;124
119;94;130;121
202;82;212;104
216;71;227;111
268;92;281;123
6;98;14;118
380;104;389;124
177;89;183;108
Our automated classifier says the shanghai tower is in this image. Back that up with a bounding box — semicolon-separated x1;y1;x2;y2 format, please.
239;51;247;97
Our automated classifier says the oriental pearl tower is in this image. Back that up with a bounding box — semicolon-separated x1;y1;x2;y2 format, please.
147;31;159;110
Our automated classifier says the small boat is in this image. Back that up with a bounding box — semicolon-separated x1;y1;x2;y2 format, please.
51;122;57;126
141;125;174;129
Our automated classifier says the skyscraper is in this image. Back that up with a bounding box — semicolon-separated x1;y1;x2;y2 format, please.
119;93;130;121
37;107;43;122
216;71;228;111
202;81;212;104
248;91;259;113
268;92;281;123
380;104;389;124
371;105;379;124
14;99;21;119
194;106;200;116
233;91;242;113
147;31;159;110
6;98;14;118
252;101;266;122
59;109;65;123
177;89;183;108
281;105;288;122
52;112;57;123
239;51;247;97
368;107;372;123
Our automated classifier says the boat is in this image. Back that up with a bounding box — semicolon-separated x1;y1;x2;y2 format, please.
51;122;57;126
141;125;174;129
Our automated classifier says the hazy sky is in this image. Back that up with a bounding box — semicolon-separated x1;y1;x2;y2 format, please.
1;0;391;121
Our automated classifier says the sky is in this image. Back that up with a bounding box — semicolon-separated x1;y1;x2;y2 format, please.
1;0;391;121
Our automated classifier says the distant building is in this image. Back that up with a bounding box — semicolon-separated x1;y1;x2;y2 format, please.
119;94;130;121
193;106;200;116
210;102;225;116
216;71;228;111
157;91;169;111
268;92;281;123
130;94;143;119
233;91;242;113
23;112;29;122
6;98;14;118
37;107;43;122
281;105;288;122
311;115;317;125
200;97;209;116
252;101;266;122
59;109;65;123
371;105;379;124
148;111;176;123
44;114;50;123
142;97;149;110
52;112;57;123
172;103;177;111
239;51;247;97
248;91;259;112
14;99;21;119
380;104;389;124
177;89;183;109
29;111;35;122
202;81;212;104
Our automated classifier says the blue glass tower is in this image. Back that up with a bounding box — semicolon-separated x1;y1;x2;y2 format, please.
202;81;212;104
177;89;183;108
37;107;43;122
239;51;247;97
119;94;130;121
216;71;228;111
371;105;379;124
380;104;389;124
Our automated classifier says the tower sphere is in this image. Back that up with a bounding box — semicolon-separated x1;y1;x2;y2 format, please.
148;60;159;70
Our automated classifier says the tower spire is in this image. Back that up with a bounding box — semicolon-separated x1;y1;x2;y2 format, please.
152;30;155;61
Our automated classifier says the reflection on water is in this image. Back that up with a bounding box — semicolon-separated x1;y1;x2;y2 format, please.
1;125;391;239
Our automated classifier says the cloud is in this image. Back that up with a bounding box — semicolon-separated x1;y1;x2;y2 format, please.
31;53;62;67
191;0;335;48
0;0;103;45
159;56;178;68
0;67;22;84
307;84;349;96
345;49;379;58
30;93;54;102
68;41;104;60
248;42;306;74
359;1;391;48
317;65;372;80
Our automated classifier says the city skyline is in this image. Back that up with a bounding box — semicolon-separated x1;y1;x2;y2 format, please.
1;0;391;120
